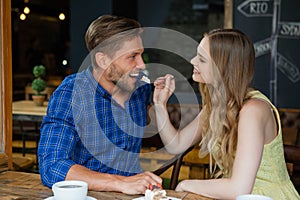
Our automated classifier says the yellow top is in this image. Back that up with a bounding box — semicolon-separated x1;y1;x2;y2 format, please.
211;90;299;199
249;91;299;199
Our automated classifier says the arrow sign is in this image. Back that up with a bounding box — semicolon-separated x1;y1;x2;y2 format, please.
277;53;300;83
238;0;273;17
278;22;300;39
254;38;272;57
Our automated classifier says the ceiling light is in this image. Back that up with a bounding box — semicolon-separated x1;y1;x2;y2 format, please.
20;13;26;20
62;60;68;66
24;7;30;14
59;13;65;21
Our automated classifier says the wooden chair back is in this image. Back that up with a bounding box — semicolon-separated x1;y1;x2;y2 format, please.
141;132;193;190
282;127;298;146
140;104;199;189
280;108;300;192
284;145;300;192
152;146;193;190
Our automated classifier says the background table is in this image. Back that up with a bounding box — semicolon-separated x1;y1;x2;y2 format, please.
12;100;48;170
12;100;48;122
0;171;212;200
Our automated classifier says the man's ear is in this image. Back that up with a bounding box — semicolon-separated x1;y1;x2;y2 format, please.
95;52;109;69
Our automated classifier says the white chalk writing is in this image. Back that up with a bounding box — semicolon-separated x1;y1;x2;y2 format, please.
277;53;300;83
237;0;273;17
250;2;268;14
254;38;272;57
278;22;300;38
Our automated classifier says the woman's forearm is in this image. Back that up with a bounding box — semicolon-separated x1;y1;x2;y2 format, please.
178;178;252;200
154;104;185;154
154;103;203;154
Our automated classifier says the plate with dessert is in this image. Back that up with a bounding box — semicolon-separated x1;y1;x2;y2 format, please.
132;184;181;200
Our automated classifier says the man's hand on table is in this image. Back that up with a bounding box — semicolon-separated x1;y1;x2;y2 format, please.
118;171;162;195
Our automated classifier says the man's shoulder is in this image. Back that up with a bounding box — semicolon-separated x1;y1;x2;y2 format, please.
58;69;91;90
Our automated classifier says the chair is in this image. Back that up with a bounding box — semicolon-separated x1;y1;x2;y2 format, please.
284;145;300;193
279;108;300;192
12;155;35;172
13;120;40;156
153;146;194;190
12;116;37;172
279;108;300;146
12;85;54;172
12;119;40;172
282;127;298;146
182;147;210;179
141;133;193;190
141;103;201;189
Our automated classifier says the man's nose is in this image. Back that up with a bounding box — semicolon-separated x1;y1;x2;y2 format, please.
136;56;146;69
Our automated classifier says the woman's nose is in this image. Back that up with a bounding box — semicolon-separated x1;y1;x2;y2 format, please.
190;56;197;66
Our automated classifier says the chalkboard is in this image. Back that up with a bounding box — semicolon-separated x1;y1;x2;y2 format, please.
233;0;300;109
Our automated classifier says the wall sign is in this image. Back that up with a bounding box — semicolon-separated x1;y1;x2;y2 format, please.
234;0;300;108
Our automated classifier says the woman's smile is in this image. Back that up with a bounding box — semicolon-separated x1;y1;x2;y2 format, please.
193;68;200;74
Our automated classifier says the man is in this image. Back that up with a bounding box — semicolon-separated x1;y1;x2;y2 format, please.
38;15;161;195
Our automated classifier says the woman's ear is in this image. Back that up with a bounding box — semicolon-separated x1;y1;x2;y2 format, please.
95;52;109;69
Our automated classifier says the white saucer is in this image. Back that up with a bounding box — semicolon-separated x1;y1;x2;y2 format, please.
44;196;96;200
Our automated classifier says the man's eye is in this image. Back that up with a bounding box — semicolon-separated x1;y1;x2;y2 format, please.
129;55;137;59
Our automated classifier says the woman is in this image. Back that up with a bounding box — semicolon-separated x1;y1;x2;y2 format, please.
153;29;300;199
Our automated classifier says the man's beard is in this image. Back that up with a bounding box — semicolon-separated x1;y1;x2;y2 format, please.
109;64;135;93
112;79;134;93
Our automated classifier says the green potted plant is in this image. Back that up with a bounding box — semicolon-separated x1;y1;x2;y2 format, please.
31;65;47;106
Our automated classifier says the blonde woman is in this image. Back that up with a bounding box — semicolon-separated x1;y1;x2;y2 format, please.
153;29;300;199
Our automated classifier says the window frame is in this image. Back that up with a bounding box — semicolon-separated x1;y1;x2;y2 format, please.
0;0;13;171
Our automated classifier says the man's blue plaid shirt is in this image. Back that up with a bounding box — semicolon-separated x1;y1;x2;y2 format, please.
38;66;152;188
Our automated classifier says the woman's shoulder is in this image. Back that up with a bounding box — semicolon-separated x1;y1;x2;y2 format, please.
240;97;272;120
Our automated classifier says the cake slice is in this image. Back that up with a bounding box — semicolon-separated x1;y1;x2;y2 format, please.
141;75;150;84
145;188;168;200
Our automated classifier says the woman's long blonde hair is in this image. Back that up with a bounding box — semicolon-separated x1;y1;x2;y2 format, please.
198;29;255;177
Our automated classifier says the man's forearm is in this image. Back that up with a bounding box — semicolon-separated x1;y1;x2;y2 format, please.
66;164;123;192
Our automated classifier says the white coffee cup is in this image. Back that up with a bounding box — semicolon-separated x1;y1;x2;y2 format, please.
236;194;273;200
52;180;88;200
